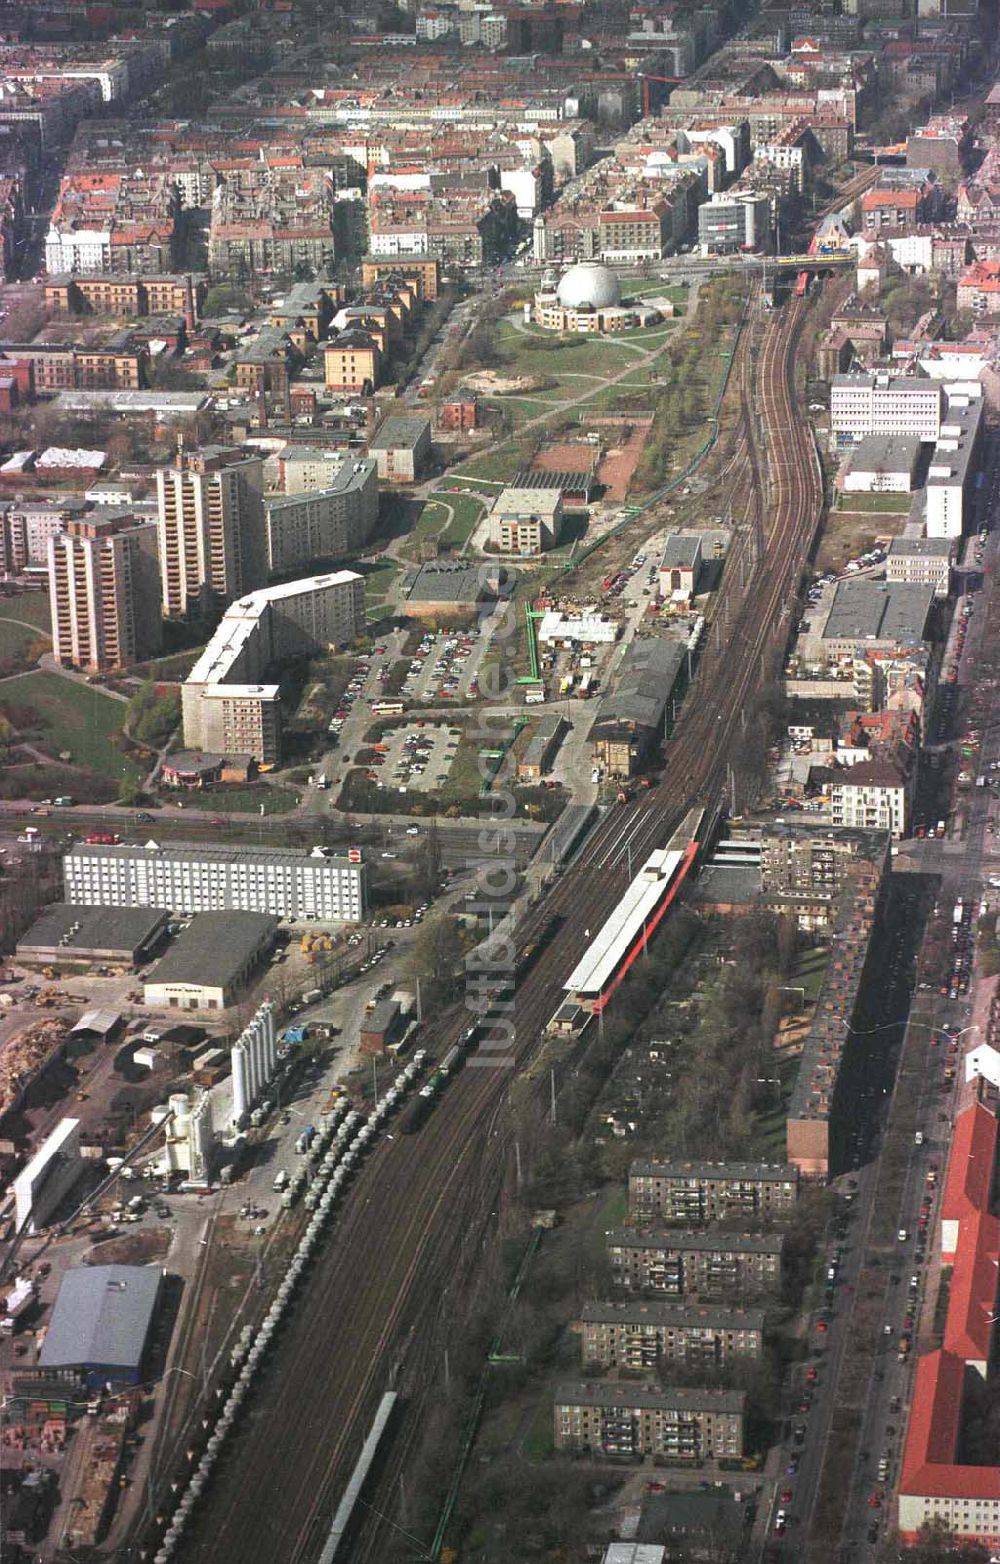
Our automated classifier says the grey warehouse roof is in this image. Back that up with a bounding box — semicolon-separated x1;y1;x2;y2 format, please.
369;415;431;450
822;580;934;645
148;911;277;988
17;903;167;957
845;433;921;473
362;999;400;1033
660;534;702;569
405;560;501;603
39;1265;161;1372
592;637;686;731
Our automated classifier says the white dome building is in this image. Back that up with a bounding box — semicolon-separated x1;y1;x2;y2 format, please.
530;262;659;335
556;262;621;311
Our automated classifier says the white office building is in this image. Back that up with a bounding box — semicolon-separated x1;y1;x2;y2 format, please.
63;841;367;921
925;395;984;540
830;373;944;447
13;1118;82;1236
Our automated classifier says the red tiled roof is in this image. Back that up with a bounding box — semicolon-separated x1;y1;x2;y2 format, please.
941;1101;997;1225
901;1352;1000;1499
899;1101;1000;1511
900;1351;964;1484
862;189;919;209
945;1209;1000;1362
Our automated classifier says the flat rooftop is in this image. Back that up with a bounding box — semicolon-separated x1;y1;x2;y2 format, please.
607;1227;786;1254
822;579;934;646
17;903;167;957
146;911;277;988
845;432;921;473
592;637;686;730
494;484;563;515
630;1158;797;1182
39;1264;160;1373
265;461;375;506
927;397;982;489
580;1300;766;1330
405;560;501;603
660;534;702;568
887;535;953;558
369;415;430;450
66;841;361;869
555;1380;746;1414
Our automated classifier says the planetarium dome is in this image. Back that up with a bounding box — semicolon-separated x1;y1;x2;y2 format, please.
556;262;621;311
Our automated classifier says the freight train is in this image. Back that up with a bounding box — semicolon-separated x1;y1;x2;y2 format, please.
398;1043;464;1134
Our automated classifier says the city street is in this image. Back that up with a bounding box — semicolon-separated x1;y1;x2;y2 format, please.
756;441;1000;1562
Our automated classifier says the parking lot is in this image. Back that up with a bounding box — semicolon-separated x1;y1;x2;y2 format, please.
366;721;462;792
399;629;487;704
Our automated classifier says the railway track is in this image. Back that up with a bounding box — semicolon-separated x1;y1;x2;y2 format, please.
174;296;823;1564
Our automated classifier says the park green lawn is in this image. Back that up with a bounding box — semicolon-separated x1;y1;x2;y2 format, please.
2;671;138;781
453;447;525;483
0;592;52;631
0;617;46;659
495;321;639;382
751;1056;799;1161
484;395;560;423
435;492;486;548
402;492;486;558
362;561;399;619
793;946;829;1003
450;475;503;493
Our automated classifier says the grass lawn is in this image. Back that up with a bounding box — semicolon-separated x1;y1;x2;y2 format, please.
0;591;52;631
440;720;515;804
133;648;205;681
1;671;139;782
0;617;46;658
484;396;560;423
495;322;638;382
833;492;910;513
362;561;399;619
583;1187;627;1266
752;1056;798;1161
793;946;829;1003
397;500;450;560
436;493;486;548
195;783;300;815
522;1394;554;1461
404;492;486;557
453;449;527;483
449;475;503;493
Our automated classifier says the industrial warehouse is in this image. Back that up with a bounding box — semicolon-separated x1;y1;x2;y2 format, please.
16;903;169;969
38;1265;163;1388
142;912;278;1011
